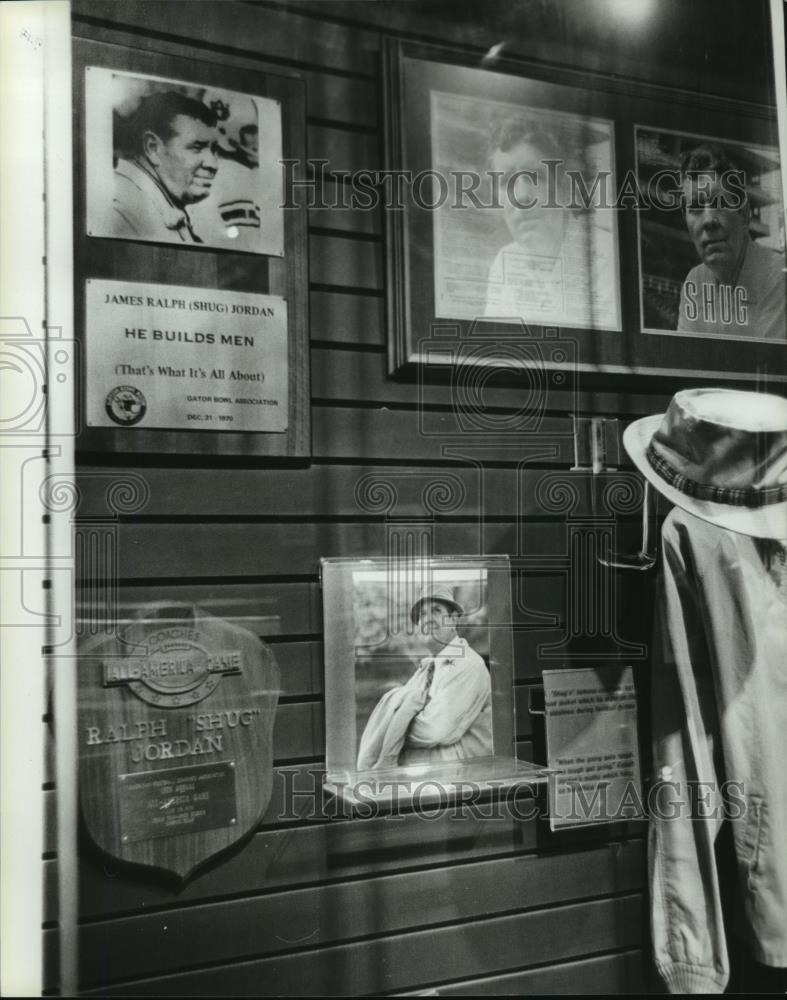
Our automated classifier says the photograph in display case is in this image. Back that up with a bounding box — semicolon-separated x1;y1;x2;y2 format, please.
321;555;547;807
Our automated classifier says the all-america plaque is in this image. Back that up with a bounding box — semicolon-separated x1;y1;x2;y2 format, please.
78;603;280;879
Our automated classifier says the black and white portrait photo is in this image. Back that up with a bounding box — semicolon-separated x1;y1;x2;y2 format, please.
430;89;621;331
352;569;493;772
85;66;284;255
636;126;786;340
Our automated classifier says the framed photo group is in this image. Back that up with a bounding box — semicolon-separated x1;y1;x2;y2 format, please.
384;40;786;382
73;38;310;457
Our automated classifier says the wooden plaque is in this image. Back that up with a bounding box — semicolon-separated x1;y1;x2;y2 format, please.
78;604;280;880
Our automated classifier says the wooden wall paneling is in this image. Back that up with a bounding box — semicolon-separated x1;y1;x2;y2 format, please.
431;949;645;995
309;201;383;236
308;124;379;175
309;203;383;236
264;642;323;698
72;1;382;76
70;845;644;986
311;407;579;462
77;893;643;996
302;70;378;128
74;464;645;518
290;0;776;106
310;288;385;345
272;702;324;760
310;234;384;290
86;520;646;578
72;794;573;920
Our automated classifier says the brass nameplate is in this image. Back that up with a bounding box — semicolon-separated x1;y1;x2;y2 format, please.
118;761;237;844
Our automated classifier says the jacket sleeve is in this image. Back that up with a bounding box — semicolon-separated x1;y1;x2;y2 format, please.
405;653;490;748
650;516;729;994
356;662;433;770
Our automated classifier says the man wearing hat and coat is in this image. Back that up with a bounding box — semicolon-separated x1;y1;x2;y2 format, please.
624;387;787;994
110;91;220;244
356;586;492;772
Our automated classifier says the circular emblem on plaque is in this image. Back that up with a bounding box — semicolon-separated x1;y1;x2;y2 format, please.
118;631;246;708
126;639;218;707
106;385;147;426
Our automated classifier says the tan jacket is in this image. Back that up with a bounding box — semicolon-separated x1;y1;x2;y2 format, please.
110;157;201;243
650;508;787;992
356;639;492;771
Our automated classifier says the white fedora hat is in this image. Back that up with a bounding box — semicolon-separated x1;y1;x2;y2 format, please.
623;388;787;541
410;585;464;624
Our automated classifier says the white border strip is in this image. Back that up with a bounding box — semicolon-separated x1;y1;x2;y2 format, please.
44;2;78;996
0;3;48;995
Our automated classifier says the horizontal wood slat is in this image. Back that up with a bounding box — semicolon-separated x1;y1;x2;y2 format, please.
432;949;645;996
75;464;644;518
274;702;323;760
302;70;378;127
311;408;578;463
309;197;383;234
72;0;381;75
72;844;643;986
75;520;646;579
310;233;384;290
77;893;643;995
310;289;385;345
308;123;379;174
309;203;382;236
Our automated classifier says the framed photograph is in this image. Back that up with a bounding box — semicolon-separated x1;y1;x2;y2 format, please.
430;94;620;332
635;126;785;342
384;40;623;377
73;38;310;457
321;555;546;807
385;39;786;383
85;66;284;257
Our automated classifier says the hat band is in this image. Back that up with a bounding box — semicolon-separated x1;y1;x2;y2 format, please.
646;443;787;509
